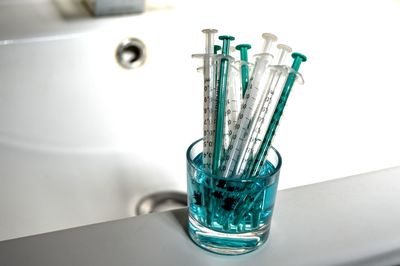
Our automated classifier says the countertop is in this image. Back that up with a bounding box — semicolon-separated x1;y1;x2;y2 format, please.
1;167;400;266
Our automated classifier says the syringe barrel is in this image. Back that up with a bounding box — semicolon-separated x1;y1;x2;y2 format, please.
222;53;274;177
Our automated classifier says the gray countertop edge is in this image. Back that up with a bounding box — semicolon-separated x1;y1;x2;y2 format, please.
1;167;400;266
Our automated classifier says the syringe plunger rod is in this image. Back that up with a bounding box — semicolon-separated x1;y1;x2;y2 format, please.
236;44;251;61
261;33;278;54
202;29;218;54
276;44;292;65
214;45;221;54
219;35;235;55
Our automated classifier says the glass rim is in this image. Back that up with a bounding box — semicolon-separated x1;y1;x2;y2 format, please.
186;138;282;182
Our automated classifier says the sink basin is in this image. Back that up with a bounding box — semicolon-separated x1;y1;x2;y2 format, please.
0;0;202;241
2;0;400;243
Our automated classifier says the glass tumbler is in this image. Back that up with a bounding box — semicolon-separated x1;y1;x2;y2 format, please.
186;139;282;255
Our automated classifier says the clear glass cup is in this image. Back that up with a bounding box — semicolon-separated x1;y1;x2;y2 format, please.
186;138;282;255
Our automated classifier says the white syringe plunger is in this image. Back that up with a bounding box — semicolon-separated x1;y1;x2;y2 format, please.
276;44;292;65
261;33;278;54
202;29;218;54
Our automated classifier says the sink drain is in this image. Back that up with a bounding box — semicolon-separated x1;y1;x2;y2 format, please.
116;38;146;69
136;191;187;215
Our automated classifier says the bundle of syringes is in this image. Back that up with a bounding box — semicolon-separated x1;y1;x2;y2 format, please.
193;29;307;177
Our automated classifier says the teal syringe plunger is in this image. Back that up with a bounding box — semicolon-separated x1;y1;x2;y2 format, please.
235;44;251;97
249;52;307;176
212;35;235;174
214;45;221;54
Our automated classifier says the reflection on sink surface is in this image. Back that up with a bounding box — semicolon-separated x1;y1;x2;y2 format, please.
0;144;173;241
0;1;202;241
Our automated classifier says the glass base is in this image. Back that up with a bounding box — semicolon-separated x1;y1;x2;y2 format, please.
188;215;270;255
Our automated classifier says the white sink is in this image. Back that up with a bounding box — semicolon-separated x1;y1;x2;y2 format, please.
2;0;400;242
0;0;202;241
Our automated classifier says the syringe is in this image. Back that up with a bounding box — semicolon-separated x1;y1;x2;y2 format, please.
249;52;307;176
235;44;293;175
227;53;307;227
222;33;277;177
201;29;218;170
212;35;235;174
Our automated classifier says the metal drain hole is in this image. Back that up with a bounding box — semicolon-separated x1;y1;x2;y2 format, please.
136;191;187;215
116;38;146;69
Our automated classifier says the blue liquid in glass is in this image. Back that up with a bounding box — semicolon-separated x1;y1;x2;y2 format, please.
187;153;279;254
